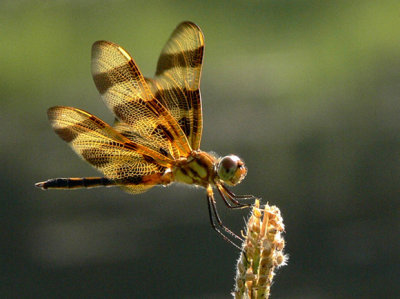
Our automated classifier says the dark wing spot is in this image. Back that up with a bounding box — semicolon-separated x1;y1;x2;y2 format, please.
92;72;112;94
143;155;167;172
156;46;204;75
81;148;111;167
178;117;191;138
113;103;129;121
54;127;79;143
92;63;139;94
159;147;169;157
145;99;162;116
143;155;156;164
124;142;138;151
187;89;200;110
151;124;174;142
153;87;191;111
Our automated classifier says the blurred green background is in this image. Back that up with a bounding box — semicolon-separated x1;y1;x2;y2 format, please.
1;0;399;298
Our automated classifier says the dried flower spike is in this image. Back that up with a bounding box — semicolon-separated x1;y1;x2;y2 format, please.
233;199;287;299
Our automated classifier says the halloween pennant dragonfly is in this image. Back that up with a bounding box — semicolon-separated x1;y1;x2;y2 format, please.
36;21;254;247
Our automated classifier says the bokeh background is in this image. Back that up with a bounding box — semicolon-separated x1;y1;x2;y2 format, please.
1;0;399;298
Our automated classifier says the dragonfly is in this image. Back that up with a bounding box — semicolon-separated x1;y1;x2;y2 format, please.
35;21;254;248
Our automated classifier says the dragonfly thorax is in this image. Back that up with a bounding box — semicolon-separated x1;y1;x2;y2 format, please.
172;151;247;188
172;151;216;187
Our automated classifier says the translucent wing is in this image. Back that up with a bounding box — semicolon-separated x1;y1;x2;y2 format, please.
150;21;204;150
91;41;191;158
47;106;173;193
113;118;170;158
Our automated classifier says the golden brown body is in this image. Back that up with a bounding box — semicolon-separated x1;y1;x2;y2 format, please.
172;151;216;187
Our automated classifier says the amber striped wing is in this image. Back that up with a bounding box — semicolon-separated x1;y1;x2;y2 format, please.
91;40;191;159
149;21;204;150
47;106;173;193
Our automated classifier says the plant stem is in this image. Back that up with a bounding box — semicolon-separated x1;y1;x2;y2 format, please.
233;199;287;299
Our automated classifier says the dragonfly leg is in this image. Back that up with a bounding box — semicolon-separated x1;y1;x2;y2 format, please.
206;186;243;249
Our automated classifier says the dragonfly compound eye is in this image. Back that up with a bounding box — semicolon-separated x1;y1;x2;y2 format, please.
217;155;247;186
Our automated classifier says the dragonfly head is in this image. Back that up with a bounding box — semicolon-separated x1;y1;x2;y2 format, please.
216;155;247;186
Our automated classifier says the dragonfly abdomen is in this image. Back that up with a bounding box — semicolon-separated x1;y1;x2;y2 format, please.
35;177;115;190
